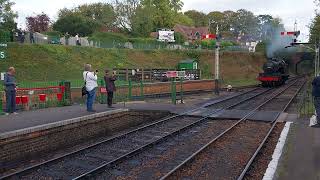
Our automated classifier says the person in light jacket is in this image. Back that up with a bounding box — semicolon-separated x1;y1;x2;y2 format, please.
83;64;98;112
4;67;17;115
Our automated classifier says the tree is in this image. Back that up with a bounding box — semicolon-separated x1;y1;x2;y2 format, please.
184;10;207;27
174;13;194;26
309;15;320;43
54;2;116;36
26;13;50;32
113;0;140;32
0;0;17;31
232;9;260;41
77;3;116;28
131;5;155;37
207;11;226;33
53;14;100;36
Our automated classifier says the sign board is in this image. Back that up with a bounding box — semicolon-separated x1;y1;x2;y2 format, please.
158;30;175;42
166;71;178;78
166;71;186;78
177;71;186;78
0;43;7;60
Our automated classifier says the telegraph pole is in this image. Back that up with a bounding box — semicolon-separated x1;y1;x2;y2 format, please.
215;25;220;95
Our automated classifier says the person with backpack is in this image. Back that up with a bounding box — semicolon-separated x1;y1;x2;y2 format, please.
83;64;98;112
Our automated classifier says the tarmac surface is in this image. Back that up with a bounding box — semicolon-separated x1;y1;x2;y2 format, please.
0;91;234;134
275;115;320;180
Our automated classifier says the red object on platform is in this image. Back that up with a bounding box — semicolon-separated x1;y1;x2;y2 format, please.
21;96;29;104
56;93;63;101
100;87;107;93
39;94;47;102
16;96;21;104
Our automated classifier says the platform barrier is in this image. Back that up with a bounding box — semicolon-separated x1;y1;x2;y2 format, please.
14;85;66;111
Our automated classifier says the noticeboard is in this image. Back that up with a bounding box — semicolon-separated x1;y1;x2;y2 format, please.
0;43;7;59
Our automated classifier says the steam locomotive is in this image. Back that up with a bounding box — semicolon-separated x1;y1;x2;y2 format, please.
258;58;289;87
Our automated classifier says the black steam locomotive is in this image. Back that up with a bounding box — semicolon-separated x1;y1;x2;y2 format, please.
258;58;289;87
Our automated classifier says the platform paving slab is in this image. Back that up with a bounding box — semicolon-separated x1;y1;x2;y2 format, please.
275;116;320;180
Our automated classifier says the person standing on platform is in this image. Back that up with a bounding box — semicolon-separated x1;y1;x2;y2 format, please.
312;75;320;127
4;67;17;115
83;64;98;112
104;69;117;108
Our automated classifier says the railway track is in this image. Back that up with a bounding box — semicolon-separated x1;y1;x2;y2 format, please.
0;78;305;180
159;78;305;180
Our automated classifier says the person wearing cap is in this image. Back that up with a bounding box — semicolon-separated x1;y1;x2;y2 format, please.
104;69;117;108
4;67;18;115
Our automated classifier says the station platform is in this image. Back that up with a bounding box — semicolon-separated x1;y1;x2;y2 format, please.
275;115;320;180
0;102;189;134
0;91;237;134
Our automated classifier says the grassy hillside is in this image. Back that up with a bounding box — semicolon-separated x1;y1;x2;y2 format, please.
2;43;266;86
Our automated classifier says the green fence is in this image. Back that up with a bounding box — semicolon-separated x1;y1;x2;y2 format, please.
1;78;186;113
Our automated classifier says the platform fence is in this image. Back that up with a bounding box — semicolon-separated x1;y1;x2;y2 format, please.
299;79;315;117
1;78;187;113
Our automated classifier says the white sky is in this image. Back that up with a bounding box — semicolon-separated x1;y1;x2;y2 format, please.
12;0;317;41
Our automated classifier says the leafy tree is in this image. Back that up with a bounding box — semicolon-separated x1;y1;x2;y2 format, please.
53;2;115;36
113;0;140;32
207;11;225;33
77;3;116;28
310;15;320;43
184;10;207;27
53;14;100;36
174;13;194;26
174;32;185;44
26;13;50;32
232;9;260;41
131;5;155;37
0;0;17;31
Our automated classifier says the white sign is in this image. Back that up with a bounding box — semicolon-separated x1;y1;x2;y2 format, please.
0;51;5;59
1;72;5;80
158;30;175;42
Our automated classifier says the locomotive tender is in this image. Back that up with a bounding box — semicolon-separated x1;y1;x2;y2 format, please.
258;58;289;87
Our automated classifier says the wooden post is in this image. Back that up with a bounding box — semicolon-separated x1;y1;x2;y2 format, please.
142;68;145;82
126;68;129;82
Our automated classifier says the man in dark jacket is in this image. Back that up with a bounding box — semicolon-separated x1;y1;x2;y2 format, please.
4;67;17;115
104;69;117;108
312;75;320;126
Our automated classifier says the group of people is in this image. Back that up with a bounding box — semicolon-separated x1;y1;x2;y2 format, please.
10;29;35;44
3;65;117;115
83;64;117;112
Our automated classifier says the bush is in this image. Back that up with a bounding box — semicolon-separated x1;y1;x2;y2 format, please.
201;39;216;49
174;32;186;44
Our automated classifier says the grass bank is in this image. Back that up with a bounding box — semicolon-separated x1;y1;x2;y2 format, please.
1;43;266;86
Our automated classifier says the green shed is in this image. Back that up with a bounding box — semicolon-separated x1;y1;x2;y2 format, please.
178;59;198;70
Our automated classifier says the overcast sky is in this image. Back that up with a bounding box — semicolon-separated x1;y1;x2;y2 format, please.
12;0;317;41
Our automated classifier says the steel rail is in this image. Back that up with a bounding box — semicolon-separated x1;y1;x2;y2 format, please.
159;78;302;180
237;78;306;180
72;88;274;179
0;87;263;180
